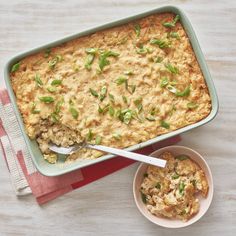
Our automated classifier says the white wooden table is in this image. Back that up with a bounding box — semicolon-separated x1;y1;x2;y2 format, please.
0;0;236;235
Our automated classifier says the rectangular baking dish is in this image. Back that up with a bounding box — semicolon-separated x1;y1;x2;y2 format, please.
4;6;218;176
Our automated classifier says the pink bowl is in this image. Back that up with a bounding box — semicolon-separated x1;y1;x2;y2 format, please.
133;145;214;228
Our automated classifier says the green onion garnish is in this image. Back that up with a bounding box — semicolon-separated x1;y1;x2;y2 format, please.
169;32;180;39
11;62;20;73
134;24;141;37
150;39;171;49
113;133;121;140
89;88;99;97
51;79;62;86
141;192;147;204
48;55;62;69
44;48;51;58
86;129;93;141
95;136;102;145
115;76;127;85
176;86;190;97
179;182;185;195
98;50;119;71
160;77;169;87
155;57;163;63
165;63;179;74
51;112;59;123
69;107;78;119
134;97;143;112
39;96;54;103
85;48;97;54
162;15;180;28
124;70;134;75
109;106;115;116
99;86;107;102
187;102;198;109
85;54;95;70
55;99;64;113
122;95;128;104
47;87;56;93
146;116;155;121
176;155;189;161
160;120;170;129
34;73;43;87
109;93;115;103
172;173;180;179
30;102;40;114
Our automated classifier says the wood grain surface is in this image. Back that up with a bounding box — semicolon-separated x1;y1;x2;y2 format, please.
0;0;236;235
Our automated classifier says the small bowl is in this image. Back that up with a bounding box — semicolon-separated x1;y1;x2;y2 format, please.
133;145;213;228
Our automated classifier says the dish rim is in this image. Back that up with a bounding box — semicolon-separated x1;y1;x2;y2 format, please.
4;5;219;176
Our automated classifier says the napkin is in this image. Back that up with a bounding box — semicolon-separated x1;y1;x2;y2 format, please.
0;89;181;204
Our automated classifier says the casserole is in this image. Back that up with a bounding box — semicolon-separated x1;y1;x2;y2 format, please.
4;6;218;176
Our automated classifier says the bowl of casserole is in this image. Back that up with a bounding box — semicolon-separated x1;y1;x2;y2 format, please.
4;6;218;176
133;145;213;228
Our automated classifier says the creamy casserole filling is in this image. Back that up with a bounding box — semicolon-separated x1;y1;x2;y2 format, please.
10;13;211;163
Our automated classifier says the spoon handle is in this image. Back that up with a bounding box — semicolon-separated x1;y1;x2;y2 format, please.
87;144;166;168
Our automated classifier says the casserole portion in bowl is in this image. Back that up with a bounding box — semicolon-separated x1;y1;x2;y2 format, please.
10;13;211;164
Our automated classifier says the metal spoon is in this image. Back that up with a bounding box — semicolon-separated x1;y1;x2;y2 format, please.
49;142;166;168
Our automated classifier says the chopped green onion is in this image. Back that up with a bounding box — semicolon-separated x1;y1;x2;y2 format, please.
89;88;99;97
176;86;190;97
39;96;54;103
109;106;115;116
155;57;163;63
123;110;133;125
160;120;170;129
146;116;155;121
109;93;115;103
166;85;178;94
51;112;59;123
134;97;143;112
187;102;198;109
85;54;95;70
51;79;62;86
155;182;161;189
136;47;149;54
86;129;93;141
150;39;171;49
141;192;147;204
134;23;141;37
98;50;119;71
150;107;158;116
95;136;102;145
179;182;185;195
176;155;189;161
172;173;180;179
122;95;128;104
85;48;97;54
47;87;56;93
34;73;43;87
115;76;127;85
44;48;51;58
165;63;179;74
55;99;64;113
48;55;62;69
162;15;180;28
113;133;121;140
69;107;79;119
99;86;107;101
169;32;180;39
30;102;40;114
11;62;20;73
160;77;169;87
127;84;136;94
98;104;109;114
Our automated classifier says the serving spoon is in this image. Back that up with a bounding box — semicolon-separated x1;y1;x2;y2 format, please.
49;142;166;168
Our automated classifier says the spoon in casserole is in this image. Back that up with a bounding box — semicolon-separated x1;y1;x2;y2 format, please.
49;142;166;168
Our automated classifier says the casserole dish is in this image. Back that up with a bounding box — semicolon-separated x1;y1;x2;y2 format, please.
4;6;218;176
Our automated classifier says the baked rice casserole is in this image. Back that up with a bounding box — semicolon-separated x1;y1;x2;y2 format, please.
140;152;209;221
10;13;211;164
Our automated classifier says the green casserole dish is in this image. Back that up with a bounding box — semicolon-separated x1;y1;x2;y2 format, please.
4;6;218;176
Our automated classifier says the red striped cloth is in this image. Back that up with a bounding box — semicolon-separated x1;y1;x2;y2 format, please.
0;89;181;204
